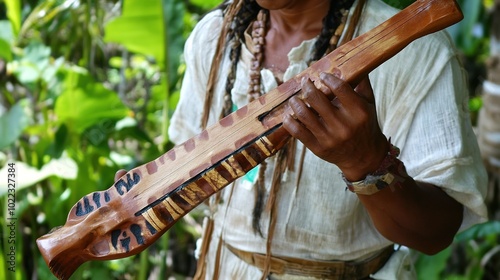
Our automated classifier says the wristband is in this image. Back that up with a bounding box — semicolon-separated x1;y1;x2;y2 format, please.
343;142;405;195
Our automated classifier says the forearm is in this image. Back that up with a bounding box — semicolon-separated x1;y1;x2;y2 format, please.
357;177;463;255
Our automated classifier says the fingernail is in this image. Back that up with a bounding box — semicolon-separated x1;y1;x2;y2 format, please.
332;69;341;78
301;76;307;86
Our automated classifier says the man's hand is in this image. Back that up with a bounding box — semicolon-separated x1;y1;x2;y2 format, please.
283;72;388;181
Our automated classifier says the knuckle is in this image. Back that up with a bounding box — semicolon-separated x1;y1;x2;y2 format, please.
295;104;310;118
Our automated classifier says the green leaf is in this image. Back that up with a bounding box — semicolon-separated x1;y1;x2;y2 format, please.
0;20;14;43
188;0;220;10
12;42;52;84
4;0;21;37
104;0;165;64
164;0;187;85
415;247;451;280
0;155;78;196
54;67;130;133
382;0;415;9
456;221;500;241
0;100;30;150
0;38;12;61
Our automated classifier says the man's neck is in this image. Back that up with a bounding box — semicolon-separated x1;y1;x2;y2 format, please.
267;1;330;37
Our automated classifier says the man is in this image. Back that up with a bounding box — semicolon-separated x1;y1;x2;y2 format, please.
147;0;488;278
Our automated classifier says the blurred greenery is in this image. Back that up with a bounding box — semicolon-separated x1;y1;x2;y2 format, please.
0;0;498;279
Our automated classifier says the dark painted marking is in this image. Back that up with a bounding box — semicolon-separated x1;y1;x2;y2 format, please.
145;220;157;234
259;137;274;153
179;185;205;205
129;173;140;187
170;191;192;210
189;162;212;178
146;161;158;175
162;179;185;196
219;115;234;127
115;172;141;195
134;125;282;217
153;203;174;224
196;177;217;196
114;180;129;196
75;196;95;217
184;138;195;152
167;149;176;161
111;230;121;250
235;134;258;149
214;163;234;182
210;149;233;165
120;237;131;252
93;192;101;208
236;105;248;118
258;95;266;105
148;196;158;205
84;196;94;214
134;169;143;178
104;191;111;202
75;202;83;216
249;143;268;160
130;224;144;245
232;152;258;173
159;155;165;164
199;130;209;141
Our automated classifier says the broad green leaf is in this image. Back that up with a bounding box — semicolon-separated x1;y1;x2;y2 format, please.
55;67;130;133
0;155;78;196
415;247;451;280
104;0;165;64
0;100;30;150
0;20;14;42
4;0;21;37
456;221;500;241
189;0;220;10
11;42;52;84
0;38;12;61
164;0;187;85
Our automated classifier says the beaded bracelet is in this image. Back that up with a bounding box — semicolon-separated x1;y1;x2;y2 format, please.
343;142;407;195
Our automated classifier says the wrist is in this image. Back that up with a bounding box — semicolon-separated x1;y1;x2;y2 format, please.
341;137;390;181
343;140;406;195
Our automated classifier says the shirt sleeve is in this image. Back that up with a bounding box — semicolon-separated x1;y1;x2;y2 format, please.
401;52;488;231
168;10;225;145
372;30;488;231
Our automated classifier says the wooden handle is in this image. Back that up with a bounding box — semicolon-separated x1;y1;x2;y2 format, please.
36;1;463;279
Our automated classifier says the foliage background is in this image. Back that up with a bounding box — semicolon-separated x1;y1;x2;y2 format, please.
0;0;498;279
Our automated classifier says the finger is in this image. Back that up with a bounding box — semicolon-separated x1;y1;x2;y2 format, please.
301;78;340;116
354;76;375;104
114;169;127;181
288;94;324;131
282;113;319;147
319;72;358;108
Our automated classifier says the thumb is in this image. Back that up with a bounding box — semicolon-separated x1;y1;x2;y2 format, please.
354;76;375;104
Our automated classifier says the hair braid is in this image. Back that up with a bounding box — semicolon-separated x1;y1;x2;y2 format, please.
312;0;356;61
221;0;261;118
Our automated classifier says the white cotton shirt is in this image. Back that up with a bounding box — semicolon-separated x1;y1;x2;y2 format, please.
168;0;488;279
